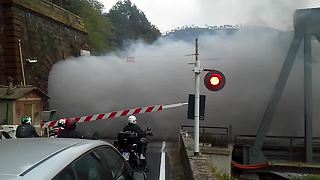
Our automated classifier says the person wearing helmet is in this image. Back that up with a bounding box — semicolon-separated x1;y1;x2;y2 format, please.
57;118;67;128
123;115;146;159
57;118;81;138
123;115;144;138
56;118;99;139
48;118;67;138
16;116;39;138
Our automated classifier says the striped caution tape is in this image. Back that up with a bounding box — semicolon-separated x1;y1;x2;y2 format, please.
41;102;187;128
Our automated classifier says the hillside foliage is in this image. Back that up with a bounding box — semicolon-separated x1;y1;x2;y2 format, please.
51;0;161;54
107;0;161;48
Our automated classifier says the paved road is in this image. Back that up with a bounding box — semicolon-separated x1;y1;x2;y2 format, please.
103;139;173;180
146;141;170;180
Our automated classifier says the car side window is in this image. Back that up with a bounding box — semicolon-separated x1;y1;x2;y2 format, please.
52;165;76;180
96;147;131;180
72;151;112;180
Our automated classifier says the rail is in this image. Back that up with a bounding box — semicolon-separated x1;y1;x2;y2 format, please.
181;125;231;147
234;135;320;161
234;134;320;146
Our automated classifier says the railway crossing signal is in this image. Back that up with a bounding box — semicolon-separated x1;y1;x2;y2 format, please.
204;70;226;91
190;38;226;156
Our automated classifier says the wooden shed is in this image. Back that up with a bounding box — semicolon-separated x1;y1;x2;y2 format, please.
0;85;49;129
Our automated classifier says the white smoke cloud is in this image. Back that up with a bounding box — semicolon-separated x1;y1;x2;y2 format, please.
48;27;320;140
101;0;320;32
196;0;320;31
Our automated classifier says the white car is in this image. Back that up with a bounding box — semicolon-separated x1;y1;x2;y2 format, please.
0;138;146;180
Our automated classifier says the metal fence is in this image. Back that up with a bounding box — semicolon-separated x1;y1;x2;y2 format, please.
181;125;231;147
234;135;320;162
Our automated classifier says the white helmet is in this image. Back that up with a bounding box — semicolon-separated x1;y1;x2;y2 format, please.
58;118;67;127
128;115;137;124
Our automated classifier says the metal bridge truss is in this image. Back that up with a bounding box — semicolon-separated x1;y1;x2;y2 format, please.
249;7;320;164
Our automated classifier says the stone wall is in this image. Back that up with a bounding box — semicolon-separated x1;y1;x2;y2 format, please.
0;0;88;92
179;133;194;180
179;130;234;179
179;131;216;180
202;144;233;175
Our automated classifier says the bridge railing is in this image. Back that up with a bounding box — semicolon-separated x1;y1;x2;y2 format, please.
234;135;320;161
181;125;232;147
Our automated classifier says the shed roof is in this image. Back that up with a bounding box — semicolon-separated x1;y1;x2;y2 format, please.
0;85;49;100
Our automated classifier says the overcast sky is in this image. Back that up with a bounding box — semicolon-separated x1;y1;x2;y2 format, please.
100;0;320;33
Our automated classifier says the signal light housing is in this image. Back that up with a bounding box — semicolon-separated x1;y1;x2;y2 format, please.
204;70;226;91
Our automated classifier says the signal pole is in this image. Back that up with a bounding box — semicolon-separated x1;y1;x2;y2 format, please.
194;38;202;156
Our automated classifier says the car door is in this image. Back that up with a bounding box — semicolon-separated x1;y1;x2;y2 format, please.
53;149;114;180
95;146;132;180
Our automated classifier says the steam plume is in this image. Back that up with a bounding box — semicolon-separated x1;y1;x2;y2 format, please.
48;27;320;140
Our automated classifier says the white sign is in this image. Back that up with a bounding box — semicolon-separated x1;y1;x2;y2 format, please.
80;50;91;56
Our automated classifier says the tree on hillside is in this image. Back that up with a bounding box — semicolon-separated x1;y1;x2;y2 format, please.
107;0;161;48
78;1;115;54
51;0;115;55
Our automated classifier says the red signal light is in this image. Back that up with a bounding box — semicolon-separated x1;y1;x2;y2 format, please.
209;75;221;86
204;70;226;91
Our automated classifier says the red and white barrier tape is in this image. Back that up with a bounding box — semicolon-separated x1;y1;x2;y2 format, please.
41;102;187;128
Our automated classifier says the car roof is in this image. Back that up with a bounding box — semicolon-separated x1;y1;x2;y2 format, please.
0;138;113;179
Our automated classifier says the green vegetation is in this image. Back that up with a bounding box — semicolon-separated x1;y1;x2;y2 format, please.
79;1;115;54
292;175;320;180
51;0;114;55
107;0;161;48
209;165;235;180
51;0;161;54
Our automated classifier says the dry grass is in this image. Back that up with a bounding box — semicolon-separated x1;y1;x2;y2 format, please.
208;164;235;180
292;175;320;180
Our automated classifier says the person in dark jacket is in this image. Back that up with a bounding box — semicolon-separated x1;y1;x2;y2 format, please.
16;116;39;138
123;115;146;159
56;118;99;139
57;118;82;138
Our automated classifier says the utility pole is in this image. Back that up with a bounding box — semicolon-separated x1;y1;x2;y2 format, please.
193;38;202;156
189;38;225;156
18;39;26;86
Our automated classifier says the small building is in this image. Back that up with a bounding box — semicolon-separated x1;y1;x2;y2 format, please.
0;85;49;130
